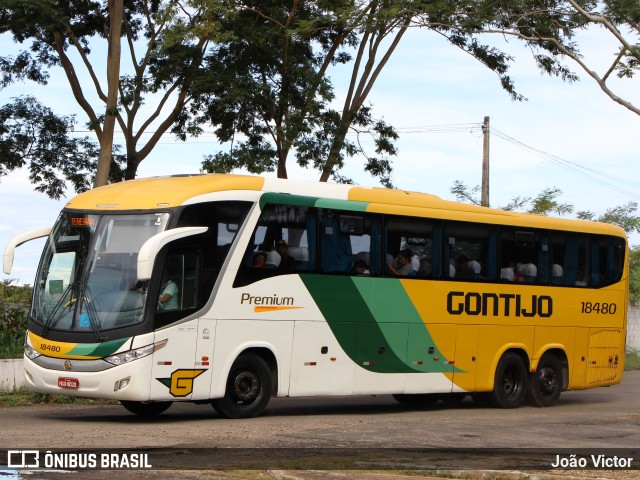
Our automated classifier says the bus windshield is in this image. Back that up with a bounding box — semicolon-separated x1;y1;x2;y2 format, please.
32;212;169;336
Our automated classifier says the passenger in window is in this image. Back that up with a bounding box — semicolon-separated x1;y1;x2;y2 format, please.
276;240;296;272
468;260;481;279
575;269;588;286
418;259;432;277
552;264;563;284
521;263;537;283
455;255;475;279
500;266;515;282
158;270;179;311
410;254;420;276
252;252;267;268
265;249;281;269
388;249;413;276
353;259;370;275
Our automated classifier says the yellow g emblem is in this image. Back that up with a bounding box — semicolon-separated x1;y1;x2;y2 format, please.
157;369;206;397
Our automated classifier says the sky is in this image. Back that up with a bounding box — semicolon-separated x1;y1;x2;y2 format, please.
1;23;639;285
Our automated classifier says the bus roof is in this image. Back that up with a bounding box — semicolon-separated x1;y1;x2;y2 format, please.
65;173;626;238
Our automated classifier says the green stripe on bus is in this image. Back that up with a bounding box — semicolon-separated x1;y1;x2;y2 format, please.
259;193;318;209
301;275;461;374
300;275;416;373
314;199;369;211
351;277;461;374
259;193;369;212
68;338;129;358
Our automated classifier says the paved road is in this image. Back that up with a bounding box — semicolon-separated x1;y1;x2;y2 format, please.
1;371;639;478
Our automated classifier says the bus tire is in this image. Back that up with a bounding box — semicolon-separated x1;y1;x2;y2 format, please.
212;353;272;419
120;400;172;417
489;352;527;408
527;353;562;407
392;393;440;407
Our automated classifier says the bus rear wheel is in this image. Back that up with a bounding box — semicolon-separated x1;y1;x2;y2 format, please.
121;400;172;417
489;352;527;408
527;353;562;407
212;353;273;419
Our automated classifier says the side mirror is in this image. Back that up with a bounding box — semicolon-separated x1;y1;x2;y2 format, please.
137;227;208;281
3;227;52;275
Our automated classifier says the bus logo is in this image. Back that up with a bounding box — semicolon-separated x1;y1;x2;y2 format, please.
157;369;206;397
240;293;303;313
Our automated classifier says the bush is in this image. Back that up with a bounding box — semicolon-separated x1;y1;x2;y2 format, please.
0;280;31;359
0;302;28;359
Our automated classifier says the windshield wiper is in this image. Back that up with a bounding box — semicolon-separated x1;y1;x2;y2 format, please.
41;282;76;337
81;285;107;342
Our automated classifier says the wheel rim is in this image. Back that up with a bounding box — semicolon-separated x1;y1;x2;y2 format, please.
502;365;523;398
231;369;260;404
538;366;558;397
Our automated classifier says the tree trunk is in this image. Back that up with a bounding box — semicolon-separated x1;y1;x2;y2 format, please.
94;0;123;188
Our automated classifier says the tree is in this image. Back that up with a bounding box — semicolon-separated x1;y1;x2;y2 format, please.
193;0;402;186
0;0;218;192
451;181;574;217
450;180;640;235
0;96;123;198
629;245;640;303
477;0;640;116
577;201;640;234
195;0;592;186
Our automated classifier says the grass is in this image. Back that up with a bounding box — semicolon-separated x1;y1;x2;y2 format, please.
0;387;118;408
625;348;640;370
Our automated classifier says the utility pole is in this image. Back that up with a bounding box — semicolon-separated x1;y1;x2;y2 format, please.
481;116;490;207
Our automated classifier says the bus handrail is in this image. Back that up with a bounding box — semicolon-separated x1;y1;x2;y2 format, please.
3;227;52;275
137;226;208;281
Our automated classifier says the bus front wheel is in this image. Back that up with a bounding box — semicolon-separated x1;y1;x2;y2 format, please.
527;353;562;407
121;400;172;417
212;353;273;419
489;352;527;408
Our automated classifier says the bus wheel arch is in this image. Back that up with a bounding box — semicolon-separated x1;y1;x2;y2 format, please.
212;349;276;419
489;350;529;409
527;350;566;407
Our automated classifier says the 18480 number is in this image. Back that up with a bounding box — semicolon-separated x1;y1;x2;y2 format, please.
581;302;617;314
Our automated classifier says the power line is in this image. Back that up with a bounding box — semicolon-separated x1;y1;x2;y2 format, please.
66;122;639;202
491;127;640;202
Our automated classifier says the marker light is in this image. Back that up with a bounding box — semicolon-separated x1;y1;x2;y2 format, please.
114;377;131;392
24;343;41;360
105;339;168;366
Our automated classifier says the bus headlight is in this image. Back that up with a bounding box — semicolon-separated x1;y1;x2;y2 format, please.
24;343;41;360
104;339;167;366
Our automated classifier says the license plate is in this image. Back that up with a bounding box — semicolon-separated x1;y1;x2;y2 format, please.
58;377;79;389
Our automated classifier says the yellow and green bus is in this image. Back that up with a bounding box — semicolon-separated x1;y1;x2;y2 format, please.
4;174;628;418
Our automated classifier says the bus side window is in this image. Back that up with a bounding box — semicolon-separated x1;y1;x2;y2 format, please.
592;235;625;287
446;222;497;281
551;232;589;286
499;228;548;284
235;204;317;287
384;216;439;278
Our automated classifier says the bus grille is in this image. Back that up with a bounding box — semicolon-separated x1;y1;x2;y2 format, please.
586;329;623;385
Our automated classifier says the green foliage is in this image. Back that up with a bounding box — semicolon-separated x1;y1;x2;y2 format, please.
0;280;31;359
1;0;638;190
506;187;574;216
626;348;640;370
629;246;640;304
0;303;28;359
0;96;125;198
0;0;218;185
577;202;640;234
0;387;117;407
